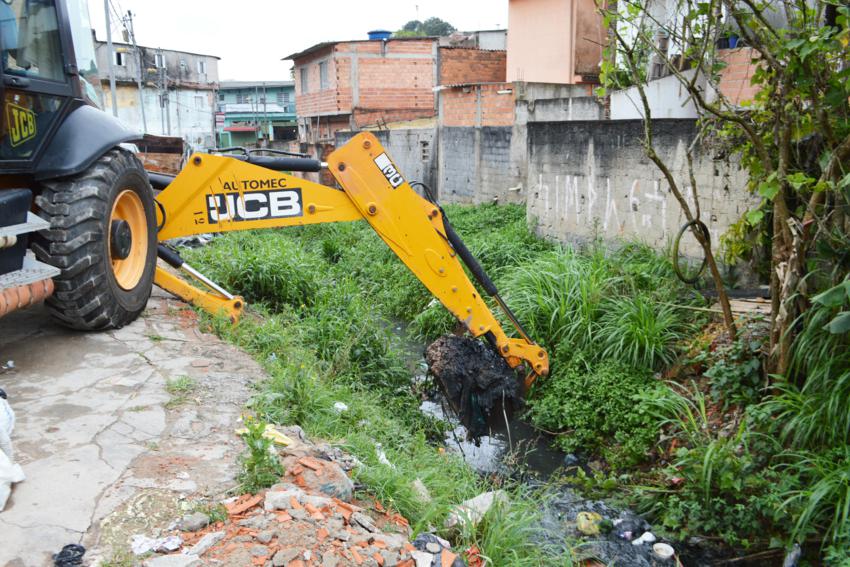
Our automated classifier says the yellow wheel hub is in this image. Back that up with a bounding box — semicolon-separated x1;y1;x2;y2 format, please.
109;189;148;291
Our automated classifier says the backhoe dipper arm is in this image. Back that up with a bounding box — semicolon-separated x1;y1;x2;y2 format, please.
153;132;549;381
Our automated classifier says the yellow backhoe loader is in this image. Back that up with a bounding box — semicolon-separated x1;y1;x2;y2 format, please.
0;0;548;390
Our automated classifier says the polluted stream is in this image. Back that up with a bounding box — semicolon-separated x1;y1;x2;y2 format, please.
415;334;768;567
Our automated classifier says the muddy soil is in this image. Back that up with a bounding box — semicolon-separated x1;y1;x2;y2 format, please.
424;335;523;439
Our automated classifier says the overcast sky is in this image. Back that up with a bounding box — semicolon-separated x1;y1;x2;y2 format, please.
88;1;509;81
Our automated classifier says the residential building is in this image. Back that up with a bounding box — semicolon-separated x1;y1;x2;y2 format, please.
216;81;297;148
506;0;607;84
94;35;220;149
285;37;440;143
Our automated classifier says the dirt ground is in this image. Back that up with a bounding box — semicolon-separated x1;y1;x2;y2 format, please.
0;289;261;566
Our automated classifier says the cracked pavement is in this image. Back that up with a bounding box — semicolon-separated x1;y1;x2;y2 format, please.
0;290;263;566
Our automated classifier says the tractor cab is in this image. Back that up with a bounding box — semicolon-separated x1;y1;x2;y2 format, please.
1;0;156;329
1;0;104;172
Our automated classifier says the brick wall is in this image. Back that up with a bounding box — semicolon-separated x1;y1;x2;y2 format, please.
439;48;507;85
441;84;515;127
294;39;438;136
717;47;759;105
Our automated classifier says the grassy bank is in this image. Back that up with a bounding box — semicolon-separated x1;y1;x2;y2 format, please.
184;203;850;563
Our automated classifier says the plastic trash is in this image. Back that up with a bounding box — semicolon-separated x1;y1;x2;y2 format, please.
652;543;675;560
783;543;802;567
0;390;14;459
234;423;293;446
131;534;183;555
375;442;396;469
333;401;349;413
53;544;86;567
631;531;657;545
576;511;603;536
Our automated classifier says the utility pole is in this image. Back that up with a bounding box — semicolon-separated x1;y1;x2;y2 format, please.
104;0;118;117
124;11;147;133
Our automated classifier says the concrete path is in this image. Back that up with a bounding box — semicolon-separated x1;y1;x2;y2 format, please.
0;290;264;566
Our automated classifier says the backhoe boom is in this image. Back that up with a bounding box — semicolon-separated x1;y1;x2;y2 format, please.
153;133;549;382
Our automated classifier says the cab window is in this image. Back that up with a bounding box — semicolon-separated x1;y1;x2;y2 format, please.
1;0;65;82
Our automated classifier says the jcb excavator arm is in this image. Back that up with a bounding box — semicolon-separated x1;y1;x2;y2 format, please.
153;133;549;383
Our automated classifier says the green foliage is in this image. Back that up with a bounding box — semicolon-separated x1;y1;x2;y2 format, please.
237;416;284;494
165;375;197;408
598;295;693;370
502;248;618;350
395;17;456;37
692;320;768;408
764;278;850;450
781;446;850;547
529;353;662;468
635;383;791;547
184;231;319;310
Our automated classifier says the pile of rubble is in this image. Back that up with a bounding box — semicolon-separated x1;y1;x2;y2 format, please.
136;426;469;567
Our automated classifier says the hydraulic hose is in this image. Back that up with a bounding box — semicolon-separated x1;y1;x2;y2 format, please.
673;219;710;284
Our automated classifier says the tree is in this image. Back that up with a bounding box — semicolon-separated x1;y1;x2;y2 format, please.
395;17;456;37
600;0;850;375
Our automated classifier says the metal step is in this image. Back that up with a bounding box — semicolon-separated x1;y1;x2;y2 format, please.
0;253;60;289
0;212;50;239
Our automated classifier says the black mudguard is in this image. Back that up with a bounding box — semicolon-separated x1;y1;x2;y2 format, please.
34;104;141;181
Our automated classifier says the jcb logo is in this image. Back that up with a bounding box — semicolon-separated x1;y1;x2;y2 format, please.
6;103;37;147
206;189;303;224
374;153;404;189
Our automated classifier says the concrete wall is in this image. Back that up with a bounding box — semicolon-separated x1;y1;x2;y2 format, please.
101;85;216;149
506;0;605;83
526;120;755;256
610;71;701;120
437;126;522;204
336;128;437;192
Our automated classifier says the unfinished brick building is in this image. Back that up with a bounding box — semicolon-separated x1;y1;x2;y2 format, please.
285;35;518;143
285;38;439;144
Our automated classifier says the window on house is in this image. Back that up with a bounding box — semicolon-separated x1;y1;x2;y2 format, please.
154;53;165;68
114;51;125;66
319;61;328;90
218;93;225;102
300;67;309;93
236;93;247;104
198;60;207;74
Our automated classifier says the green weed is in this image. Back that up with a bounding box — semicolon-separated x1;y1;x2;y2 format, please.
165;375;197;408
237;416;284;494
598;295;693;370
529;352;662;468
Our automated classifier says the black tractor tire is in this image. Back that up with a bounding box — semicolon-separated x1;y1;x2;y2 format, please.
33;148;157;330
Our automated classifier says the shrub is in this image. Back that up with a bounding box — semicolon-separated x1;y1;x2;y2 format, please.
502;248;618;351
237;416;284;494
183;231;319;310
528;351;661;468
598;295;693;370
691;319;767;408
635;383;792;547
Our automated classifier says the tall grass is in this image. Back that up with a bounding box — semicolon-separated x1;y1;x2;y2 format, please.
598;296;693;370
502;248;617;351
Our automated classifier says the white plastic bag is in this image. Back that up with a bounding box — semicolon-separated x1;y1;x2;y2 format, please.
0;395;15;460
0;395;24;512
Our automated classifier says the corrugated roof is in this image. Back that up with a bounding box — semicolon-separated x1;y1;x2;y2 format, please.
282;36;438;61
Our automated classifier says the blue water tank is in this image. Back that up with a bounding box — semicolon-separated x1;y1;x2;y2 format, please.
368;30;392;41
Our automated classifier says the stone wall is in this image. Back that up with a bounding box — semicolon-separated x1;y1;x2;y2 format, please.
526;120;756;256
